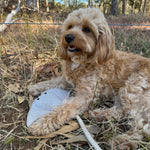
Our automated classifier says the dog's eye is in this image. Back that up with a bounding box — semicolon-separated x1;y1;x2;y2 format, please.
83;27;91;33
68;25;73;29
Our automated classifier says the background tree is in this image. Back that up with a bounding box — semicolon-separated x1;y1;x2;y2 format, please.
110;0;118;15
26;0;37;10
122;0;127;14
138;0;143;12
45;0;49;12
128;0;136;13
143;0;147;15
0;0;150;15
88;0;91;7
103;0;107;14
50;0;55;9
37;0;39;12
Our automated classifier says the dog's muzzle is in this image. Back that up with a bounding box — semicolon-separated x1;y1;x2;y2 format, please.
65;34;81;53
68;45;80;52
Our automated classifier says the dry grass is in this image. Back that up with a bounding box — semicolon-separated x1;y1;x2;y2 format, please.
0;14;150;150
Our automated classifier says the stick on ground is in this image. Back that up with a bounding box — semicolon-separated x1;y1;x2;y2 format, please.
76;115;102;150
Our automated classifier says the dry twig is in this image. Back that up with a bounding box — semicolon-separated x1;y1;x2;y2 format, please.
76;115;102;150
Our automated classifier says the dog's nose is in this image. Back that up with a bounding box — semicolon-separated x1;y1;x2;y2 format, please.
65;34;75;43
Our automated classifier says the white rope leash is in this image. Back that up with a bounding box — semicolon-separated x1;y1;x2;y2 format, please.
76;115;102;150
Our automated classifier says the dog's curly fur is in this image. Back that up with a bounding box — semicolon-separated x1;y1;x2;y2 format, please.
28;8;150;149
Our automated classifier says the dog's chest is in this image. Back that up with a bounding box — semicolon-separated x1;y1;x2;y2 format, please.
66;63;114;95
65;62;94;83
71;62;80;71
64;61;123;97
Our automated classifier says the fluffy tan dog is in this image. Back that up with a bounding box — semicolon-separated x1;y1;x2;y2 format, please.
28;8;150;148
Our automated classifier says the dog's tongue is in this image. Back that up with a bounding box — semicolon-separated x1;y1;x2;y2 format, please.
68;45;80;52
69;45;76;50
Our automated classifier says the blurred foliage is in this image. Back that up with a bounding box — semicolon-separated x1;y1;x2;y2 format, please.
0;0;150;16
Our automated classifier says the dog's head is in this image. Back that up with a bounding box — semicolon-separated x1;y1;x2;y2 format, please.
58;7;115;64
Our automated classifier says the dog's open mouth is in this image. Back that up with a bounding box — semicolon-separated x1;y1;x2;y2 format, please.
68;45;81;52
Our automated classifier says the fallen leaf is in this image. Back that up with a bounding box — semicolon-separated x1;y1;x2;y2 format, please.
87;125;100;135
54;134;87;144
28;95;34;107
52;125;99;144
18;95;25;104
4;136;15;146
52;125;100;145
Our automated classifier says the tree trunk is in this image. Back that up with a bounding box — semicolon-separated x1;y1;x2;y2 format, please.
103;0;107;14
131;1;135;13
76;0;78;8
88;0;91;7
37;0;39;12
110;0;118;15
143;0;147;15
91;0;93;6
51;0;55;8
122;0;127;15
26;0;37;10
0;2;21;32
68;0;70;7
70;0;73;6
138;0;143;12
45;0;49;12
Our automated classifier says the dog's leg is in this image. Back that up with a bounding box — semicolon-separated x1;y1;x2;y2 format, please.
90;108;144;150
91;71;150;149
119;71;150;135
28;89;93;135
28;76;73;96
90;105;123;121
111;71;150;149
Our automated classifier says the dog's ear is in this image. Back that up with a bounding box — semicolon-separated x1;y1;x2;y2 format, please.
58;34;69;60
95;27;115;64
57;45;68;60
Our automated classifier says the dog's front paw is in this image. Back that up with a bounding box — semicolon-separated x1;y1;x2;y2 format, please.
28;84;41;96
28;116;56;135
